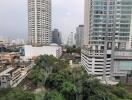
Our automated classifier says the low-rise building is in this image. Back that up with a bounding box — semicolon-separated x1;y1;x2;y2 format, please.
0;52;17;63
0;63;33;88
24;44;62;59
0;67;14;88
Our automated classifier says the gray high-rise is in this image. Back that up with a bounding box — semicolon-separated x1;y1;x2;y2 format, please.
52;29;62;45
28;0;52;46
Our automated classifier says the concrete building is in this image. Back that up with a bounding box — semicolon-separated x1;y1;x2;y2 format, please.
81;0;132;82
0;64;33;88
24;44;62;59
28;0;52;46
75;25;84;48
52;29;62;45
0;52;17;63
0;51;33;88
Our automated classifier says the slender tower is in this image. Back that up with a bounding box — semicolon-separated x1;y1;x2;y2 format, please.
28;0;52;46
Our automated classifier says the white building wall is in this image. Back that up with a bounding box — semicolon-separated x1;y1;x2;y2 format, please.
24;44;62;59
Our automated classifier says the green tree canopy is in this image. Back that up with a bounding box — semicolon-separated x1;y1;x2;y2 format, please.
0;88;35;100
44;90;65;100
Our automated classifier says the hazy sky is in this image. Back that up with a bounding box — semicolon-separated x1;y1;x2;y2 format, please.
0;0;84;43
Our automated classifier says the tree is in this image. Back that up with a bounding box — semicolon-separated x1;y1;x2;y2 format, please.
1;55;131;100
28;67;46;86
66;46;81;54
0;88;35;100
111;87;129;99
28;55;59;86
45;73;66;89
59;81;77;100
52;60;68;73
44;90;65;100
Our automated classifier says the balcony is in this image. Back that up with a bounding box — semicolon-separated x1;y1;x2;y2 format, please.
81;48;104;57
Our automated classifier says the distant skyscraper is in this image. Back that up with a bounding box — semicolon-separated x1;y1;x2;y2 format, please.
67;32;74;47
28;0;52;46
52;29;62;45
82;0;132;81
75;25;84;48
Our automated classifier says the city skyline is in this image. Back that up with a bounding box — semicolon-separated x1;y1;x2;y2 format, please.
0;0;84;43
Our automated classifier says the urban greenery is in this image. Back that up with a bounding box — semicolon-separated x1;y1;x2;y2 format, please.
0;55;132;100
0;88;35;100
66;45;81;54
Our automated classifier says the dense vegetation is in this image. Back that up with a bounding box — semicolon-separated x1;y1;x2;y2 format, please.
29;55;132;100
0;55;132;100
0;88;35;100
66;45;81;54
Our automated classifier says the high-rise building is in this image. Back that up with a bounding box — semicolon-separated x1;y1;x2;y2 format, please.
52;29;62;45
75;25;84;48
81;0;132;82
67;32;74;47
28;0;52;46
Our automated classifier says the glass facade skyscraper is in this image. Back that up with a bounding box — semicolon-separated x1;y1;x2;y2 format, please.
82;0;132;82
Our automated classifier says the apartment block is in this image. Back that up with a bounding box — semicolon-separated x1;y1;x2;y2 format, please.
28;0;52;46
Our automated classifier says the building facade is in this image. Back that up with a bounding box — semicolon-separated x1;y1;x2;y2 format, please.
28;0;52;46
52;29;62;45
75;25;84;48
82;0;132;81
114;50;132;77
0;64;32;88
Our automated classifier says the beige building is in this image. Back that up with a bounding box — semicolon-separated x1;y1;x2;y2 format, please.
28;0;52;46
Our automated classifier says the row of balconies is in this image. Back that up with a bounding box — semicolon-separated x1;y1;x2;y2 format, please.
82;49;104;57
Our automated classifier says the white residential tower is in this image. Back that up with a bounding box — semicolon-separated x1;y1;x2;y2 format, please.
28;0;52;46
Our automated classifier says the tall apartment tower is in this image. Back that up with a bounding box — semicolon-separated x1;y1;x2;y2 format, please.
28;0;52;46
82;0;132;81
